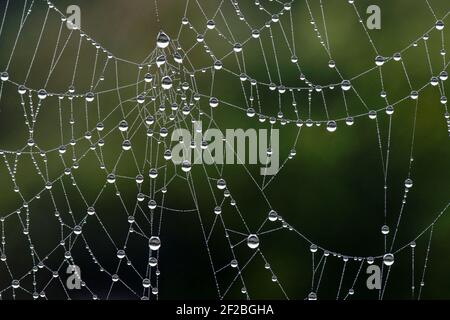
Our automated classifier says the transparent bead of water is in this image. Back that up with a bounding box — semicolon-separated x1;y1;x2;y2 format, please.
85;92;95;102
0;71;9;81
268;210;278;222
148;200;157;210
341;80;351;91
137;95;145;104
383;253;394;266
435;20;444;31
247;234;260;249
233;43;242;52
381;225;390;235
375;55;385;66
11;280;20;289
107;173;116;183
386;105;394;115
74;225;82;235
345;117;354;126
310;244;318;253
206;20;215;30
326;120;337;132
117;250;125;259
85;207;96;217
135;174;144;184
368;110;377;119
430;76;439;86
142;278;151;288
156;31;170;48
209;97;219;108
308;292;317;300
251;29;260;38
214;60;223;70
144;73;153;83
404;178;413;188
122;140;132;151
230;259;238;268
149;236;161;250
149;257;158;267
37;89;48;99
160;127;168;137
18;85;26;95
161;76;172;90
217;179;226;190
181;160;192;172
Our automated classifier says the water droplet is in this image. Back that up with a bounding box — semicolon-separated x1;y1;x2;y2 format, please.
156;31;170;48
247;234;260;249
217;179;226;190
117;250;125;259
209;97;219;108
308;292;317;300
74;225;82;235
18;85;26;95
375;55;385;66
436;20;444;31
214;60;223;70
341;80;351;91
383;253;394;266
161;76;172;89
207;20;215;29
405;178;413;188
0;71;9;81
85;92;95;102
326;120;337;132
122;140;132;151
37;89;48;100
268;210;278;222
142;278;151;288
144;73;153;83
107;173;116;183
393;52;401;61
181;160;192;172
149;257;158;267
148;200;157;210
386;105;394;115
11;280;20;289
149;236;161;250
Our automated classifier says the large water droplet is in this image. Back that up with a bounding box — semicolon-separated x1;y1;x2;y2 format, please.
156;31;170;49
149;236;161;250
247;234;259;249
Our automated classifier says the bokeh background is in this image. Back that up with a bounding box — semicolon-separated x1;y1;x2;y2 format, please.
0;0;449;300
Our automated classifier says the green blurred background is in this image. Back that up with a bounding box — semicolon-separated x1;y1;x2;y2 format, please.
0;0;449;300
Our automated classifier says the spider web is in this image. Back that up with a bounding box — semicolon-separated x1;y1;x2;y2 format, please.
0;0;449;300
